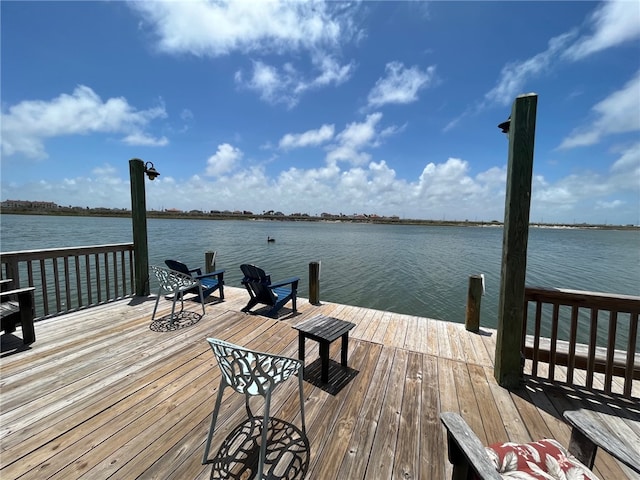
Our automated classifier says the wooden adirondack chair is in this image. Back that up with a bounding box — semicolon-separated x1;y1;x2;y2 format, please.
239;264;299;317
440;412;599;480
1;279;36;344
164;259;225;302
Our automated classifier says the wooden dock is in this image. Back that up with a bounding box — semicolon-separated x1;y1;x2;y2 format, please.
1;288;638;479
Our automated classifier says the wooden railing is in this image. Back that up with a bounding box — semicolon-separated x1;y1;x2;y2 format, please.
1;243;135;320
523;286;639;398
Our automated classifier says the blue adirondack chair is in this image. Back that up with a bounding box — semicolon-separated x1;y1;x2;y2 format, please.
164;260;225;302
240;264;299;317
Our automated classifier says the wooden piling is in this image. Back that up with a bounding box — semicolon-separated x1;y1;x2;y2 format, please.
309;261;320;305
129;158;150;296
465;275;483;332
494;93;538;388
205;251;217;273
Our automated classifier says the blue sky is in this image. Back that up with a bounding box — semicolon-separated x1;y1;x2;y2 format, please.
1;1;639;225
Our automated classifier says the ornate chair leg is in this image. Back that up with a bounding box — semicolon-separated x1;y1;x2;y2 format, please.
257;389;273;480
298;370;306;434
151;287;162;321
202;380;227;465
198;284;206;315
170;292;179;322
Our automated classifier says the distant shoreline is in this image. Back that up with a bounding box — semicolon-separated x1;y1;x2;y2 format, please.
1;209;638;231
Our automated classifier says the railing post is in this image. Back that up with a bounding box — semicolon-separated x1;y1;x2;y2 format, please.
2;259;19;286
130;159;150;296
494;93;537;388
309;261;320;305
465;274;484;332
205;251;217;273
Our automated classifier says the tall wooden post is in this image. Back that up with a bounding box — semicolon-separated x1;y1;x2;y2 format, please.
309;261;320;305
465;274;484;332
205;251;217;273
494;93;537;388
130;158;150;296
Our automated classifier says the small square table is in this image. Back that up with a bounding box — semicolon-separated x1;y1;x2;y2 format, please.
293;314;356;383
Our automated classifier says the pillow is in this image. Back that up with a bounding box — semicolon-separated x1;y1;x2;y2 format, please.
485;439;601;480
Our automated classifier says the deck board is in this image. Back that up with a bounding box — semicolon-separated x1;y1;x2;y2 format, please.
1;286;637;479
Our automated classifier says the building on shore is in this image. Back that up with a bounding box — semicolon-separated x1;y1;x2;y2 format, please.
1;199;59;210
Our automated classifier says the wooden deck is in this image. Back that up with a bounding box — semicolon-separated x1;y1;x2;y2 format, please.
1;288;638;479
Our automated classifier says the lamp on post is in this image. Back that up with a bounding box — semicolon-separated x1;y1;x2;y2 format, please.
144;161;160;180
130;158;161;296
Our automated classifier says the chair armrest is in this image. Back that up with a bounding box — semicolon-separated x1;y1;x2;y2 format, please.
0;286;36;299
195;269;225;280
271;277;299;289
440;412;502;480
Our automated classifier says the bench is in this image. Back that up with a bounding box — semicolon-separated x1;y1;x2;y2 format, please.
1;279;36;344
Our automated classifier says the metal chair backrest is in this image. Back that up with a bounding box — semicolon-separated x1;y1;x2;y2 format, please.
150;265;198;294
206;337;302;397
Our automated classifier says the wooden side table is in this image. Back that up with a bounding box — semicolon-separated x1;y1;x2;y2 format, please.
293;315;356;383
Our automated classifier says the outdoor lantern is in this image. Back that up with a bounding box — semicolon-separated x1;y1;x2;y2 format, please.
144;161;160;180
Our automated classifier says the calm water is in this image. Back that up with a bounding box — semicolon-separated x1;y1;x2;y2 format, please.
1;215;639;332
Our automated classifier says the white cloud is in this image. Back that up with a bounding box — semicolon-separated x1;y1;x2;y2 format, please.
1;85;167;159
417;158;482;199
279;124;335;150
596;199;624;210
122;132;169;147
559;70;640;149
128;0;352;57
239;61;293;106
307;53;354;89
92;164;118;177
564;0;640;60
529;142;640;223
481;1;640;111
367;62;437;108
131;1;358;107
5;146;637;224
236;55;354;107
611;142;640;173
609;142;640;191
206;143;243;177
484;31;576;107
326;112;400;166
